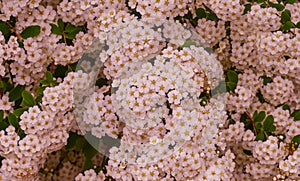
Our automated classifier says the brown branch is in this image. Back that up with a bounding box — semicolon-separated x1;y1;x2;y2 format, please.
245;111;257;136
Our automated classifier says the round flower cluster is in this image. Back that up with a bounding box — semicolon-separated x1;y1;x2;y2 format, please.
260;76;294;106
73;20;226;171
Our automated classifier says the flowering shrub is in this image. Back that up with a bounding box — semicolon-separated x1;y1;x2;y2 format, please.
0;0;299;181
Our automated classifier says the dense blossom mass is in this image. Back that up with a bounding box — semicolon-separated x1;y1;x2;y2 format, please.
0;0;299;181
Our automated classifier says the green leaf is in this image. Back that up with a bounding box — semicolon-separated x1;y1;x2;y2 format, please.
66;132;80;149
75;136;87;151
8;113;19;128
227;70;238;83
243;4;251;15
0;110;3;122
182;40;197;47
18;129;26;139
281;10;291;23
84;158;94;170
13;108;28;117
9;85;25;102
20;25;41;39
57;19;64;31
65;23;76;33
260;2;267;8
35;95;42;103
263;115;276;132
66;27;82;39
207;13;218;21
0;21;11;35
282;21;295;31
255;122;262;130
45;71;54;83
21;91;35;107
282;104;290;111
291;110;300;121
50;23;62;35
0;120;9;130
261;75;272;85
40;80;49;85
269;2;285;11
296;21;300;28
228;119;236;125
226;82;237;91
255;132;266;141
83;143;98;160
243;149;252;155
283;0;296;4
54;65;68;78
254;111;266;122
292;135;300;149
196;8;206;19
256;91;266;103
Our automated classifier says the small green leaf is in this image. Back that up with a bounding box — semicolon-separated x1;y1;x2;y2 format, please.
243;4;251;15
282;21;295;31
0;110;3;122
263;115;276;132
75;136;87;151
84;158;94;170
281;10;291;23
261;75;272;85
296;21;300;28
256;91;266;103
253;111;258;118
260;2;267;8
83;143;98;160
207;13;218;21
9;85;25;102
0;21;11;35
243;149;252;155
228;119;236;125
0;79;13;93
282;104;290;111
65;23;76;33
226;82;237;91
254;111;266;122
35;95;42;103
13;108;28;117
292;135;300;149
182;40;196;47
8;113;19;128
255;132;266;141
45;71;53;82
255;122;262;130
0;120;9;130
284;0;296;4
227;70;238;83
196;8;206;19
37;86;46;96
21;91;35;107
57;19;64;31
40;80;49;85
291;110;300;121
50;23;62;35
66;132;81;149
66;27;82;39
20;25;41;39
268;2;285;11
